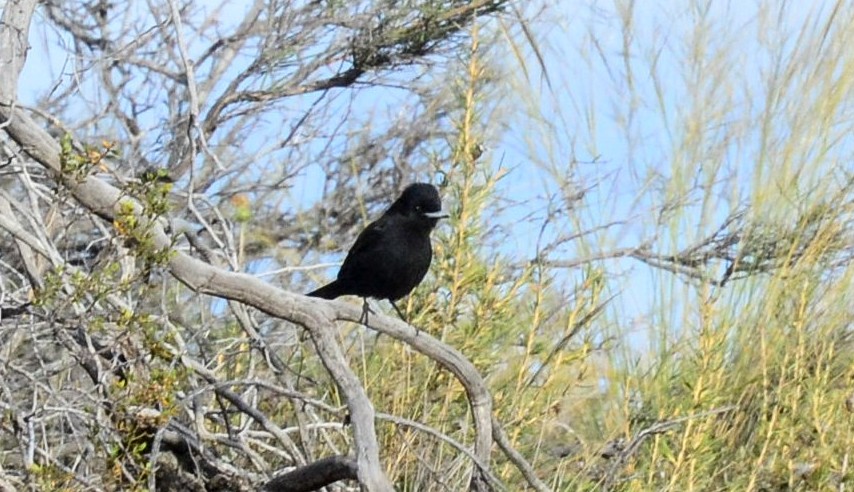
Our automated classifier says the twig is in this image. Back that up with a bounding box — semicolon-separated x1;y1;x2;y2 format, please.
377;412;506;491
491;417;551;492
600;405;738;489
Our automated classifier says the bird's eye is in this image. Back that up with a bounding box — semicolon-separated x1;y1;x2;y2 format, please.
415;205;422;212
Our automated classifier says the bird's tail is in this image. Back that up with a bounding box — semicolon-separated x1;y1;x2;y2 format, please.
307;281;343;300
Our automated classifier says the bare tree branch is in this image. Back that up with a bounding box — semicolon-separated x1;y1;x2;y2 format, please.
0;2;552;490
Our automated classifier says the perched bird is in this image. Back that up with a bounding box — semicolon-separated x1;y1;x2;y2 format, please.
308;183;448;319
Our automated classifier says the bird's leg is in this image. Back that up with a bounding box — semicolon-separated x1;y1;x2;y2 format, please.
390;300;420;336
360;298;375;324
389;300;408;323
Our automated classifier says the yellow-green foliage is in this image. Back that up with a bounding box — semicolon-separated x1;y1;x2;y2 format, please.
598;235;854;492
321;25;614;490
331;6;854;491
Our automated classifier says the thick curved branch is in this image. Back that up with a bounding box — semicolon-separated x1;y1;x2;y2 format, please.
343;308;496;480
0;112;393;491
0;102;546;490
263;455;358;492
0;5;545;490
0;8;390;489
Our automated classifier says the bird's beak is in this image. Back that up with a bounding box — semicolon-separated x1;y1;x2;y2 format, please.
423;210;449;219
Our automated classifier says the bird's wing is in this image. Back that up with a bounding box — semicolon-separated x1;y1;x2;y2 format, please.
337;216;388;278
350;217;388;254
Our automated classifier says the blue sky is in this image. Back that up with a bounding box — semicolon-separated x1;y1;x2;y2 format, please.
488;1;850;359
17;1;849;360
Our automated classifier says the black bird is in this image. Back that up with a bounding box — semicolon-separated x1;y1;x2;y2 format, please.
308;183;448;319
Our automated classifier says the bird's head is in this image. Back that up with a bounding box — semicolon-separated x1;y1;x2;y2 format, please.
389;183;449;228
